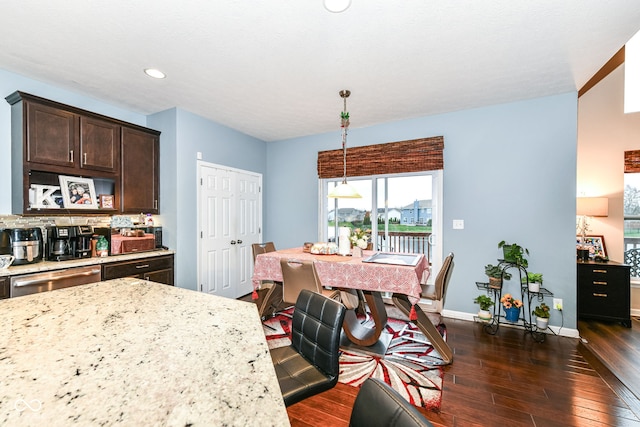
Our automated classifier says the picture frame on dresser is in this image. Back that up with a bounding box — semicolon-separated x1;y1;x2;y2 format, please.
59;175;99;209
576;235;606;258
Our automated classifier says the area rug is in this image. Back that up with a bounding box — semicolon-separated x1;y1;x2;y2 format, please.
264;310;445;411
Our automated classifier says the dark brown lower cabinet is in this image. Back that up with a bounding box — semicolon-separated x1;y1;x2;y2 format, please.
0;276;8;299
102;254;174;286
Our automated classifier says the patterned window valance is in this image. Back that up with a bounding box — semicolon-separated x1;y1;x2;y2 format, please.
317;136;444;179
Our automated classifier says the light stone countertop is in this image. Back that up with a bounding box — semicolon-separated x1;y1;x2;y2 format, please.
0;249;176;278
0;278;290;426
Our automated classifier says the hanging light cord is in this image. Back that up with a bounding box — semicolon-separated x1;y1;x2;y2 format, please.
340;90;350;184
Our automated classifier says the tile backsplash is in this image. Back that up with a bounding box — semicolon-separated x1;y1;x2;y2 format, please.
0;215;134;231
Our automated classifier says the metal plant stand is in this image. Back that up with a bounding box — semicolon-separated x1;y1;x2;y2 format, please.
475;260;554;343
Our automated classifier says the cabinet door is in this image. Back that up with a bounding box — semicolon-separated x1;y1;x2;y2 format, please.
121;127;159;213
26;101;77;167
80;116;120;173
0;277;8;299
144;269;174;286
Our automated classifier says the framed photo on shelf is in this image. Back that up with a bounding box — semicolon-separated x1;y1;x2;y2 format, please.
576;235;607;258
99;194;115;209
59;175;99;209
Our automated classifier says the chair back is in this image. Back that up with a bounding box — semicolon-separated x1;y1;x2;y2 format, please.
433;253;454;306
280;258;322;305
252;242;276;261
349;378;434;427
291;289;346;381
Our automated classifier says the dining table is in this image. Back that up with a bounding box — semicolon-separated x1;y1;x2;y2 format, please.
252;247;430;354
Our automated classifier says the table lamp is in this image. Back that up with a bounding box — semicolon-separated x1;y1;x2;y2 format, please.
577;197;608;260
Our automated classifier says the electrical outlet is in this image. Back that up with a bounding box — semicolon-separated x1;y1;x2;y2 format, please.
553;298;563;311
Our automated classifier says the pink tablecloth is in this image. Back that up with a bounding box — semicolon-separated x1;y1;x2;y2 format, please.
252;247;429;305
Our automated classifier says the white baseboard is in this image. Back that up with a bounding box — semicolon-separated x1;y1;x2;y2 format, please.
441;309;580;338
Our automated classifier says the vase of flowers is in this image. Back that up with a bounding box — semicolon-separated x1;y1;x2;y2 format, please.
500;293;523;323
349;228;371;250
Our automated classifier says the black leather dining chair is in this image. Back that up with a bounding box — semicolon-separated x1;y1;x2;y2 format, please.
269;289;346;406
349;378;434;427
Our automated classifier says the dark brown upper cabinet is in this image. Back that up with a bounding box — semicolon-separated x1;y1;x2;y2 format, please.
80;116;120;173
6;91;160;215
121;126;159;214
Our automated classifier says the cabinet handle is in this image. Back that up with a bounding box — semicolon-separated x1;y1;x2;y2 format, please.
593;269;607;274
83;152;87;165
593;293;608;297
154;200;158;210
593;281;608;285
69;150;74;162
135;264;150;269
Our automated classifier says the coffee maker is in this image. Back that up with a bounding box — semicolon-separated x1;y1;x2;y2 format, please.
47;225;93;261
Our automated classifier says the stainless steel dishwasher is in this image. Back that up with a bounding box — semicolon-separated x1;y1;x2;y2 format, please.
10;266;102;297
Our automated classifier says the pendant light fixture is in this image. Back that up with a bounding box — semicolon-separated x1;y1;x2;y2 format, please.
328;89;362;198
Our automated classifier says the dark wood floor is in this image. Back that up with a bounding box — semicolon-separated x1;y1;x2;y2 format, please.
284;315;640;427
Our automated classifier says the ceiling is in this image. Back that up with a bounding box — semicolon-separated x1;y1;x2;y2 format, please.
1;1;639;142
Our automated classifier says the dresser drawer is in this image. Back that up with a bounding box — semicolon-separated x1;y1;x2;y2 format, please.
102;255;174;280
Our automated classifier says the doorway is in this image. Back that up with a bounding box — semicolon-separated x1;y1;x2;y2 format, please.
197;161;262;298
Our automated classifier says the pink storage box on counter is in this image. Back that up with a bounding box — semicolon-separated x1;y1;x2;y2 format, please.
110;234;155;255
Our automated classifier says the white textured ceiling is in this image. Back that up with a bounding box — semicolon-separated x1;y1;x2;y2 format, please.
1;1;639;141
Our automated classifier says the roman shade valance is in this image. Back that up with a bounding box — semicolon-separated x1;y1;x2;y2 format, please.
317;136;444;179
625;150;640;173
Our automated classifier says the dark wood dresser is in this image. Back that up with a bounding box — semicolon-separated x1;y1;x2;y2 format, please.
577;260;631;327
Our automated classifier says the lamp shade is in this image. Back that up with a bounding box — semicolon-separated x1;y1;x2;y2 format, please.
577;197;608;217
328;181;361;198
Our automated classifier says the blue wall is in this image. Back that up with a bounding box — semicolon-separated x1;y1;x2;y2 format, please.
266;92;578;328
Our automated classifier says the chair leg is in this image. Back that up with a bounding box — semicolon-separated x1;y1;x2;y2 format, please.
392;293;453;365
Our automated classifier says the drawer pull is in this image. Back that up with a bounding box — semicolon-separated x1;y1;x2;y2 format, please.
593;293;608;297
593;281;608;285
593;269;608;274
135;264;150;269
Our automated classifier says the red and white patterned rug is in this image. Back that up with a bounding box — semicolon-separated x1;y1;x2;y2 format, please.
264;310;445;411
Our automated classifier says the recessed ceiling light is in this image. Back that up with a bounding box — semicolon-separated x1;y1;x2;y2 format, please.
324;0;351;13
144;68;166;79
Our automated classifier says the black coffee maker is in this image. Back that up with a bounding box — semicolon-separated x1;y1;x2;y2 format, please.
47;225;93;261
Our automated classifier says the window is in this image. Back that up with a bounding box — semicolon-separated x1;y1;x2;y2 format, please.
321;170;443;282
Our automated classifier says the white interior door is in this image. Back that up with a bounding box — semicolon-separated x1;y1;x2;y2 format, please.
236;173;261;296
198;162;262;299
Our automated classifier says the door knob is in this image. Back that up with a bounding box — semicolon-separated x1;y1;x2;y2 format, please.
230;240;237;245
237;240;243;244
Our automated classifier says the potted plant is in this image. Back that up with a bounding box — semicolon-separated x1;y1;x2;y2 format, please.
485;264;512;289
532;302;551;329
498;240;529;267
500;293;523;323
473;294;494;321
521;272;543;293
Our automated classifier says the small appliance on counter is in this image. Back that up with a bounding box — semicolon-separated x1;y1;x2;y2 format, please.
46;225;94;261
4;227;43;265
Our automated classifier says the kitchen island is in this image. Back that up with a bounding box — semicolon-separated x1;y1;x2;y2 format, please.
0;278;289;426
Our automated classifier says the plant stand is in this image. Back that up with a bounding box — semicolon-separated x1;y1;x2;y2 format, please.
475;260;555;343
